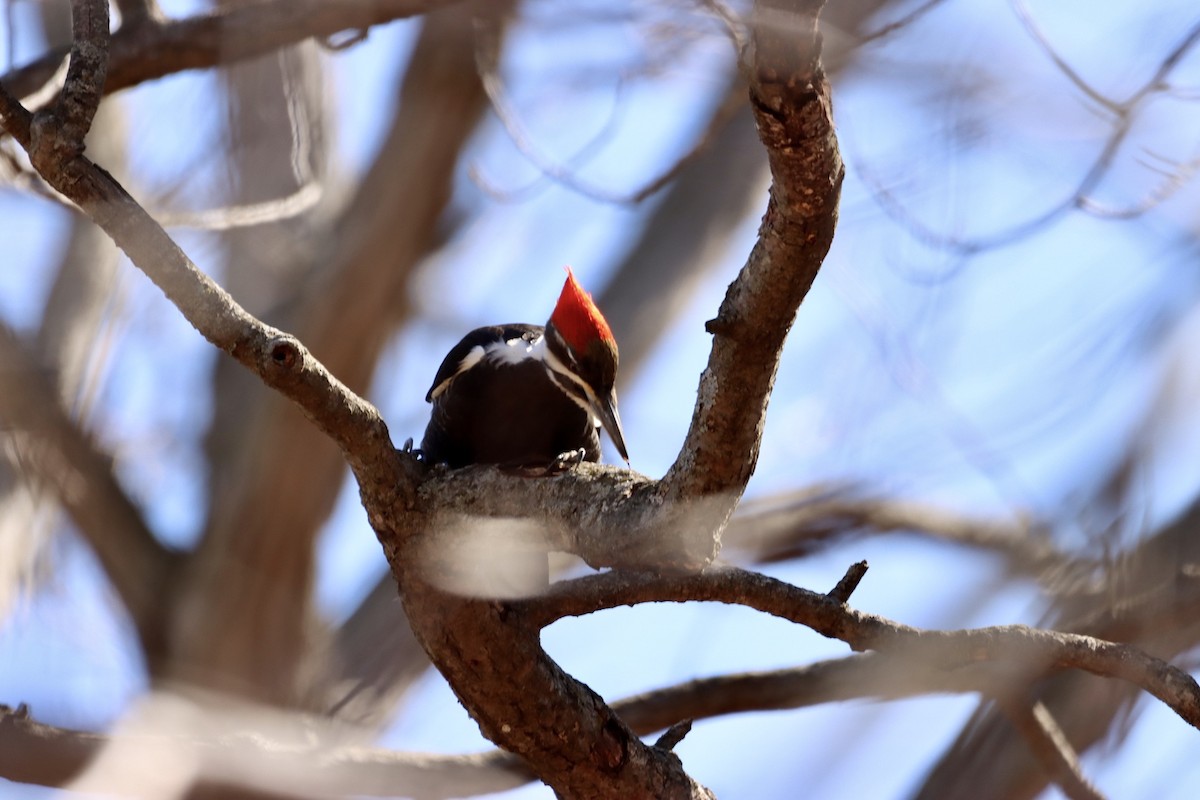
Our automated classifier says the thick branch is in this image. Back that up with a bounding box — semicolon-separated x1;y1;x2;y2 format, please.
662;0;843;503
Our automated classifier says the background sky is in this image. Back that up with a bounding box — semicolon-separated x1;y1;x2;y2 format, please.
4;0;1200;798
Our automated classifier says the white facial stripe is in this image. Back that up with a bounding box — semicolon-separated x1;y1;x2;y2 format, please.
548;372;601;427
428;344;485;400
543;346;600;424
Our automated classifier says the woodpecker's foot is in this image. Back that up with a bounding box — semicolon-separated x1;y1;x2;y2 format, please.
500;449;586;477
549;448;587;473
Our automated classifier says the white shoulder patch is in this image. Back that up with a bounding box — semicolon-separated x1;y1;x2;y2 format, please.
485;333;545;366
429;345;485;400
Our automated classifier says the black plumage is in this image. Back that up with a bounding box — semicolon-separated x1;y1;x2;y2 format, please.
420;324;599;468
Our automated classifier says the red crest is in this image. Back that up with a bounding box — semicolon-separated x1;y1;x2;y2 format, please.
549;267;615;353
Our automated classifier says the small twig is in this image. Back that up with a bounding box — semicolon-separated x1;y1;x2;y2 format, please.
653;719;693;751
472;12;746;205
858;0;948;46
998;696;1107;800
44;0;109;151
826;560;868;604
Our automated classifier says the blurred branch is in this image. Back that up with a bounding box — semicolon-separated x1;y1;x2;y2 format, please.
0;651;1023;797
728;487;1068;577
863;8;1200;253
856;0;948;45
0;0;126;619
0;702;529;799
520;567;1200;730
916;491;1200;800
997;697;1107;800
299;0;506;713
0;323;176;661
113;0;159;28
0;0;408;485
328;578;430;723
0;619;1177;798
0;0;462;105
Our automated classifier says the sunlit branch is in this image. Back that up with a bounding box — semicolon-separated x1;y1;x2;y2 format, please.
519;566;1200;731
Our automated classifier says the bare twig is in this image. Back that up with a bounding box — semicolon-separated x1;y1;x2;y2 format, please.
857;0;949;46
826;559;868;604
998;697;1107;800
654;720;694;751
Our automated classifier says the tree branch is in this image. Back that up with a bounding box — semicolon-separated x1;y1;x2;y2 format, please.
518;567;1200;730
997;697;1107;800
1;0;462;105
661;0;843;508
0;3;409;495
0;323;176;660
728;487;1064;576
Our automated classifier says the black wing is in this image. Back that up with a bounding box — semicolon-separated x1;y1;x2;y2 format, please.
424;323;544;402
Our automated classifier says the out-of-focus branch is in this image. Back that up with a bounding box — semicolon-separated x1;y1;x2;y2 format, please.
113;0;159;28
997;697;1107;800
0;0;407;488
0;703;529;799
916;490;1200;800
1;0;462;104
0;652;1014;797
0;324;175;660
0;0;126;621
329;577;430;723
728;488;1066;576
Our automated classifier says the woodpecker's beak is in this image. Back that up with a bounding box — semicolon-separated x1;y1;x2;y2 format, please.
594;388;629;464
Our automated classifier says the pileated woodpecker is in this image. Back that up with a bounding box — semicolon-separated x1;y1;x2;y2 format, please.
420;268;629;469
